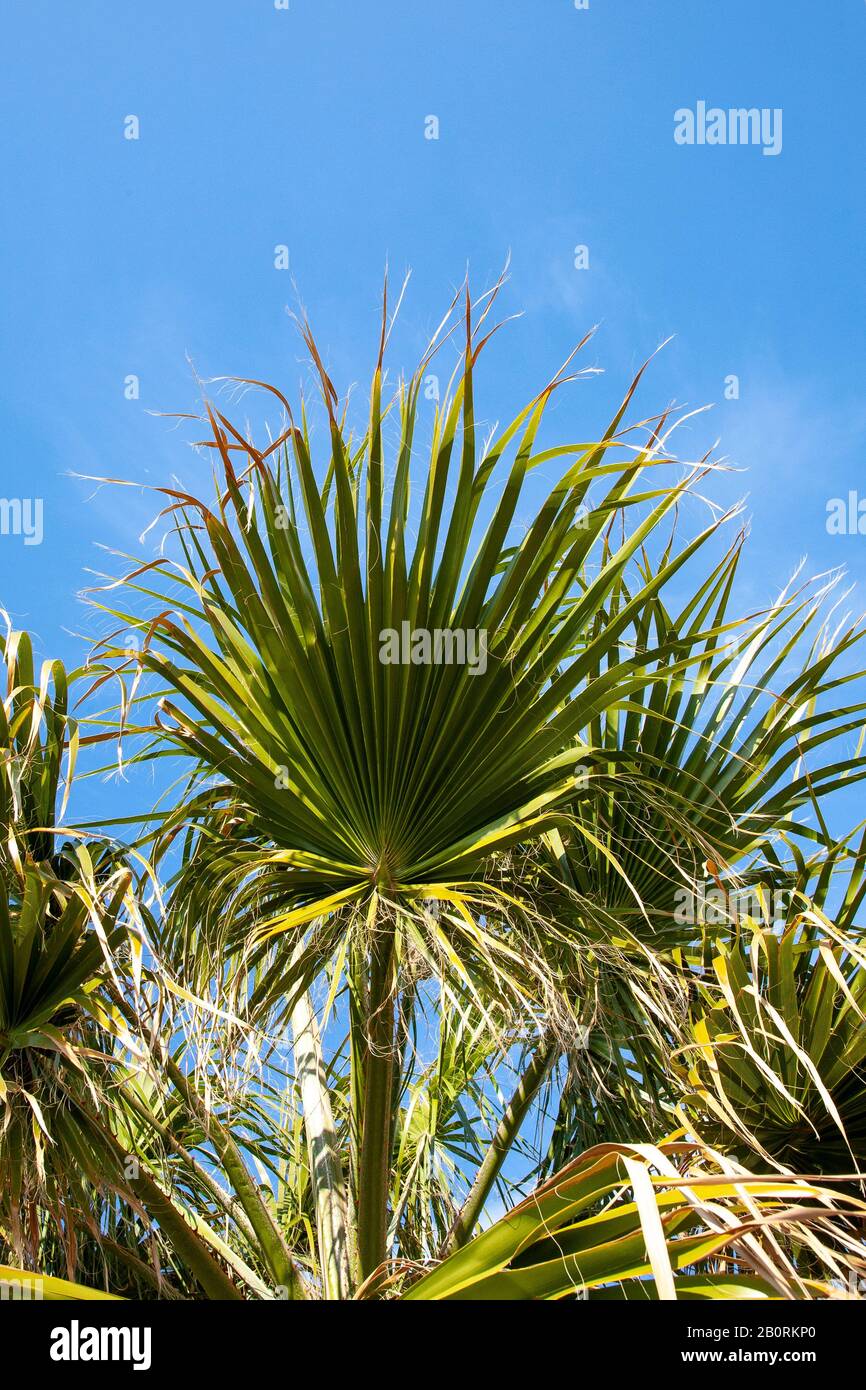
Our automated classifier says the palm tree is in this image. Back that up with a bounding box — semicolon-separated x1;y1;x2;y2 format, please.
0;285;856;1301
533;548;866;1172
680;849;866;1177
67;283;866;1299
0;629;258;1300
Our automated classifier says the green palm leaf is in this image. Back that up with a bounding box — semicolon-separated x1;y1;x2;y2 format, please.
404;1140;865;1301
0;1264;123;1300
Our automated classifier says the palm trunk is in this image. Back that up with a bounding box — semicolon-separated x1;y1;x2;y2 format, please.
107;987;307;1300
131;1169;244;1301
355;923;397;1283
162;1054;307;1300
440;1040;555;1258
291;988;352;1298
72;1100;243;1302
118;1079;259;1247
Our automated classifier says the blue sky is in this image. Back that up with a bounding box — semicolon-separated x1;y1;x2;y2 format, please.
1;0;865;825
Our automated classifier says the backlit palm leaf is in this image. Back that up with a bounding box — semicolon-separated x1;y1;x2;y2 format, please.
404;1140;866;1301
